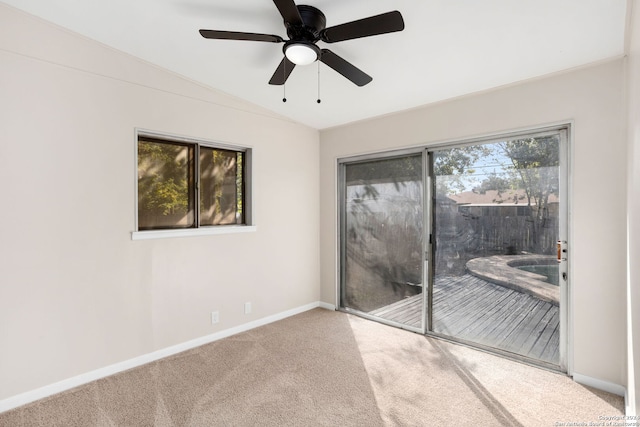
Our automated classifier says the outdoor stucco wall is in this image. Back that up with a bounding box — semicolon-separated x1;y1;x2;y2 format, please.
320;59;627;388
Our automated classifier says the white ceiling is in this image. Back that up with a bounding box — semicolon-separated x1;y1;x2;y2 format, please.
2;0;629;129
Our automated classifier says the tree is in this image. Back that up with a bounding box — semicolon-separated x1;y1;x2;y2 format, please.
496;136;559;252
464;137;559;253
200;148;242;225
473;172;514;196
137;141;193;228
433;145;491;194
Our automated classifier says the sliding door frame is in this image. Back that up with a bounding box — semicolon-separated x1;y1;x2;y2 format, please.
424;125;570;372
336;123;571;373
337;147;428;334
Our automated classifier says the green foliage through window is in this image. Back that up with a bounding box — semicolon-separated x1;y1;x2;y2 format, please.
137;136;246;231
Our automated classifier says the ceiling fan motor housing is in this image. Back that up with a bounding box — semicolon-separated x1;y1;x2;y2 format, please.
286;5;326;42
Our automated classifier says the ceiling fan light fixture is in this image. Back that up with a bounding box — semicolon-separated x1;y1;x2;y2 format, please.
200;2;405;87
284;42;320;66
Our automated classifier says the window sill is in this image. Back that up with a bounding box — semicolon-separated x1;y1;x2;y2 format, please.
131;225;257;241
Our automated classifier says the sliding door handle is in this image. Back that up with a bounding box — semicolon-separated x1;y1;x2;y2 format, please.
556;240;567;263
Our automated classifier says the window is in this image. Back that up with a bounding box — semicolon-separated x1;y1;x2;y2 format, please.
134;132;252;238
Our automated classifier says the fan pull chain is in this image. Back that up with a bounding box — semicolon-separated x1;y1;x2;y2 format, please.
282;60;287;103
317;61;321;104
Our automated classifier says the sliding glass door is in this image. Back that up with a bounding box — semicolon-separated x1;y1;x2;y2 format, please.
339;153;425;331
430;131;566;368
338;127;568;370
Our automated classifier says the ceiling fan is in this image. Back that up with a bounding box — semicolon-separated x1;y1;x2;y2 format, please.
199;0;405;87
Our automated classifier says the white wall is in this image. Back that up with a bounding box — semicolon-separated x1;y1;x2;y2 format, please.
0;0;633;408
0;5;320;401
626;0;640;415
320;60;627;387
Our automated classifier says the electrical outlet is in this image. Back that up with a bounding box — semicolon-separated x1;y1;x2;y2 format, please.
244;302;252;314
211;311;219;324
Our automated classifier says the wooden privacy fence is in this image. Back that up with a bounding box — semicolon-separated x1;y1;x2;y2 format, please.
444;204;559;253
435;201;558;274
346;200;558;279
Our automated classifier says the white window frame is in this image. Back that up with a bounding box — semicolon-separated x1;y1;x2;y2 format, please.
131;129;255;240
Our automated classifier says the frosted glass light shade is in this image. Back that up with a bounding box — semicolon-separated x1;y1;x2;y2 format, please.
285;44;319;66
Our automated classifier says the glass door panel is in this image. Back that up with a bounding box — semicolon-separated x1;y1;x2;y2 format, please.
340;154;424;330
430;134;563;366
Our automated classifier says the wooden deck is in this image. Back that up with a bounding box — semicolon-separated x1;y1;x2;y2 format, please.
368;275;559;365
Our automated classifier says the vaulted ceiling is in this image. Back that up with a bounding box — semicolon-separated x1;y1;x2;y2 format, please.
2;0;629;129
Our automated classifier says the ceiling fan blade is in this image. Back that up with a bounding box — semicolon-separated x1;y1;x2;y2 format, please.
199;30;284;43
268;56;296;85
273;0;303;26
320;49;372;87
321;11;404;43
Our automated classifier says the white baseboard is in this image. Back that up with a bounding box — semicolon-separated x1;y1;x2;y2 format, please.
318;301;336;310
572;372;626;397
0;301;323;414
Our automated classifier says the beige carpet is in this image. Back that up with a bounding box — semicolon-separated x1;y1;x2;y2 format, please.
0;308;624;426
